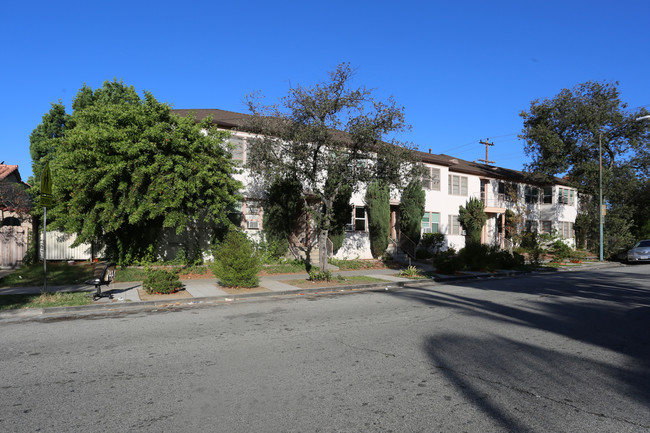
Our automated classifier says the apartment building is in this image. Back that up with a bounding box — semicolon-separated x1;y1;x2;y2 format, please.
173;109;578;259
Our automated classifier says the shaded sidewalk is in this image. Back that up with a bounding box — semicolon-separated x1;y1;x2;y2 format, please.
0;261;625;319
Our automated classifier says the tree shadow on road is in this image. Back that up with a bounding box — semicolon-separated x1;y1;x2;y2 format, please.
388;267;650;430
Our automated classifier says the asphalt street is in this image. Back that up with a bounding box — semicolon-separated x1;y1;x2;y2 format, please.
1;265;649;432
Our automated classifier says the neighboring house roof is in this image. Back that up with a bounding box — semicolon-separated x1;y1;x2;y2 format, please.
0;164;21;182
173;109;572;188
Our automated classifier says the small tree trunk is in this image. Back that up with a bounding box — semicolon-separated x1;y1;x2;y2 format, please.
319;229;329;272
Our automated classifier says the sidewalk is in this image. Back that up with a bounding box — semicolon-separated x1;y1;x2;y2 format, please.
0;261;626;319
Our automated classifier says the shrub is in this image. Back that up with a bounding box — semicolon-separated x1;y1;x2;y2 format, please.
308;270;332;281
327;178;353;253
491;250;525;269
399;265;421;278
459;243;493;271
365;180;391;258
210;230;261;288
416;248;434;260
458;198;487;247
421;232;445;253
399;180;426;245
433;249;462;275
263;177;303;258
551;240;572;262
142;269;183;294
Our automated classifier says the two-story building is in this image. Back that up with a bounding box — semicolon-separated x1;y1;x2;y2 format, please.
173;108;578;259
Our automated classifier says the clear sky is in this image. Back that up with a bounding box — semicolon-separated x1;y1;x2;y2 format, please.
3;0;649;181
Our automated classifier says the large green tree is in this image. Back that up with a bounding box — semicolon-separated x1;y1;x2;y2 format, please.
39;80;242;264
245;63;419;270
520;81;650;253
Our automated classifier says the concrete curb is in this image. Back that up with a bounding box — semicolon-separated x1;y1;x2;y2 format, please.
0;261;627;321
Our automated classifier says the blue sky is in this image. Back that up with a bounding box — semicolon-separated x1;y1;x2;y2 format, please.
3;0;649;181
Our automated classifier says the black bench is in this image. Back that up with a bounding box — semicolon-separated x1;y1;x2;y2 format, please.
85;262;116;301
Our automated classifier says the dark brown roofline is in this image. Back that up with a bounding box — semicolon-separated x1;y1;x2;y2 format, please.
173;109;573;188
173;108;251;129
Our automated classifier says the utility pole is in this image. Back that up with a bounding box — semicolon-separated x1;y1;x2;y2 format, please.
478;139;495;165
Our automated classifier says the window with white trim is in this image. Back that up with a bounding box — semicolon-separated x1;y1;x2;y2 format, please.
558;187;574;205
525;186;539;204
543;187;553;204
448;215;462;235
422;167;441;191
525;220;538;233
421;212;440;233
346;206;367;232
541;221;552;234
448;174;468;196
559;221;574;238
228;136;245;162
244;200;262;230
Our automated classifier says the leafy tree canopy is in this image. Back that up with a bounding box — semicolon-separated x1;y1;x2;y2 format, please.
36;79;242;264
520;81;649;195
245;63;419;270
520;80;650;251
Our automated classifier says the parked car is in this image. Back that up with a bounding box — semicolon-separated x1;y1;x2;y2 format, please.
627;240;650;263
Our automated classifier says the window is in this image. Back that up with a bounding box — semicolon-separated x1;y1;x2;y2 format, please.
228;201;243;226
448;215;462;235
448;174;468;196
354;206;367;231
228;136;245;161
498;182;517;203
557;187;575;206
346;206;367;232
543;187;553;204
0;216;21;227
559;221;574;238
422;167;441;191
541;221;552;234
524;220;538;232
421;212;440;233
524;186;539;204
244;200;262;230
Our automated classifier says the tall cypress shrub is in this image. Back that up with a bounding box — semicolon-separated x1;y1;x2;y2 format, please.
263;177;303;257
458;197;487;247
325;177;353;253
365;181;391;258
399;179;426;245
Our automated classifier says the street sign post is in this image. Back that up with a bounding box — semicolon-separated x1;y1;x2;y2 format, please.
41;163;52;293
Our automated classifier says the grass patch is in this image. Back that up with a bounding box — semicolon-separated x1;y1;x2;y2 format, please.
113;267;148;282
0;263;95;288
285;275;386;288
0;292;92;310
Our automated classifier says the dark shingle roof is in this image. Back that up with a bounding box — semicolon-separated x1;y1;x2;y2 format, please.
173;108;251;129
173;109;570;187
